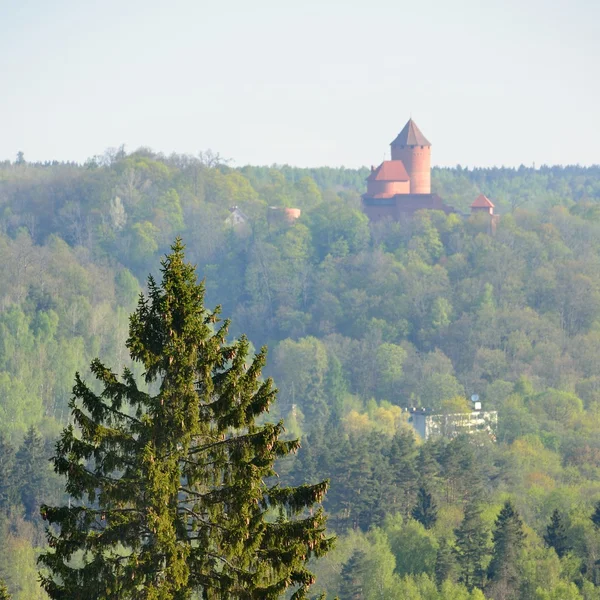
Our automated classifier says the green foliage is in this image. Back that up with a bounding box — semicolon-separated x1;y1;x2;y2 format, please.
454;502;489;590
544;509;572;558
1;154;600;597
487;501;526;598
0;579;10;600
0;435;14;512
39;241;333;599
412;485;438;530
387;518;439;578
339;549;366;600
591;501;600;530
435;538;456;586
13;427;50;522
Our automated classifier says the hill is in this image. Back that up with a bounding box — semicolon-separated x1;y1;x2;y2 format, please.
1;151;600;598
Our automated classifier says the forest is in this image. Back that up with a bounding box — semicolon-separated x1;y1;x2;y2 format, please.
1;148;600;598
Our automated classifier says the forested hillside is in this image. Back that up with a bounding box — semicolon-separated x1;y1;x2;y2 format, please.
1;150;600;599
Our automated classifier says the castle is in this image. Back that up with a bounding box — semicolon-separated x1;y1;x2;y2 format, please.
362;118;495;222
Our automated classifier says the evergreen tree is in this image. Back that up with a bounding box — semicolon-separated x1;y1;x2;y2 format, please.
386;429;418;518
439;435;484;504
327;431;382;531
339;549;366;600
411;484;438;529
435;538;456;586
487;501;526;599
591;501;600;530
0;579;10;600
324;355;346;425
0;434;15;513
13;426;48;521
417;443;440;488
39;240;333;600
454;501;489;590
544;509;571;558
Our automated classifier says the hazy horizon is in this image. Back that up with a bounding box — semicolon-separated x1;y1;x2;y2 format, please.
1;0;598;169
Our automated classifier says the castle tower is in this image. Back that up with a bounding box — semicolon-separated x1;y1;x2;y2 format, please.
390;119;431;194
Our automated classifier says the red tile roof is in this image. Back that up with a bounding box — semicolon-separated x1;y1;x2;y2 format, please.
471;194;495;208
367;160;410;182
391;119;431;147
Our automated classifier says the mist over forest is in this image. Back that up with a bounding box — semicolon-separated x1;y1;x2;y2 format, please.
1;149;600;599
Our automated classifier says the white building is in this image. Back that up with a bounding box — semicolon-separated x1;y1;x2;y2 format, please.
409;407;498;441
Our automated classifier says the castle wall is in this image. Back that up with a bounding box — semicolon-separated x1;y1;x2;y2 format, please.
366;179;410;197
362;202;398;221
471;205;493;215
362;194;455;222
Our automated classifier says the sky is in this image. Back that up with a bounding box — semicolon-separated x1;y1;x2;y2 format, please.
0;0;598;168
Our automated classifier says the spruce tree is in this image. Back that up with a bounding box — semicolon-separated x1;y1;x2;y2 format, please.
39;240;333;600
591;501;600;530
339;549;366;600
0;579;10;600
13;426;48;521
0;434;15;513
454;501;489;590
411;484;438;529
435;538;456;586
386;429;418;518
325;355;347;425
544;509;571;558
487;501;525;599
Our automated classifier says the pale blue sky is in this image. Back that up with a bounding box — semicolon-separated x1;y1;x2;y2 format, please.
0;0;598;167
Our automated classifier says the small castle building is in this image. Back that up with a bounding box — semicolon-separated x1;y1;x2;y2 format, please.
470;193;500;233
471;194;495;215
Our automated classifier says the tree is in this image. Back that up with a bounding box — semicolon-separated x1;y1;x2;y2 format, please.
272;336;330;425
487;501;526;599
591;501;600;530
339;549;366;600
387;519;438;578
454;502;489;590
0;435;14;512
411;485;438;530
435;538;456;586
39;240;333;600
386;429;418;518
374;343;406;401
544;509;571;558
13;426;48;521
324;355;347;424
0;579;10;600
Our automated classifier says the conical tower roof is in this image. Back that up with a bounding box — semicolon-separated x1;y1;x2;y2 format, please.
391;118;431;147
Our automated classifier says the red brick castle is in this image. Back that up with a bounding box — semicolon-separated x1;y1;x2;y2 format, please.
362;118;497;223
361;119;456;221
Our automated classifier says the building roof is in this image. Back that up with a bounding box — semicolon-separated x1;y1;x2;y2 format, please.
471;194;495;208
367;160;410;182
390;118;431;147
